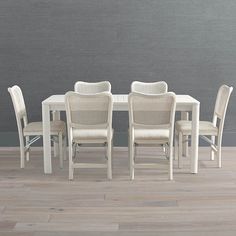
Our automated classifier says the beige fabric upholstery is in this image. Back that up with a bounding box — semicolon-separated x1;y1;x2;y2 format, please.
72;128;114;143
23;121;66;135
134;129;169;144
176;121;218;136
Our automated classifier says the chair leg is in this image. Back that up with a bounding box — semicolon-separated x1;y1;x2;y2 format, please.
183;136;189;157
210;136;215;161
174;132;178;161
217;146;222;168
68;143;74;180
18;135;25;168
25;136;30;162
169;143;173;180
107;140;112;180
53;111;60;157
53;136;58;158
53;142;58;157
111;138;114;171
217;136;222;168
69;164;74;180
129;142;135;180
59;133;63;169
20;144;25;169
134;143;137;161
181;111;189;158
63;137;67;161
178;132;183;168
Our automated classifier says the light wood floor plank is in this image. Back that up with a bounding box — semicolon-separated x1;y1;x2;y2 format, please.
0;147;236;235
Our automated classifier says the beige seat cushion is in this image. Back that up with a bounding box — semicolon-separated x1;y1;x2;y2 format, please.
72;128;113;144
134;128;169;144
23;121;66;136
176;120;218;136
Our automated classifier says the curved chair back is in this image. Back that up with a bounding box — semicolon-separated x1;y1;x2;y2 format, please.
74;81;111;94
8;85;28;130
213;85;233;136
214;85;233;121
65;91;113;138
131;81;168;94
128;92;176;132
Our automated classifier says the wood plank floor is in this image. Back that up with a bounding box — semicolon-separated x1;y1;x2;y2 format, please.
0;147;236;236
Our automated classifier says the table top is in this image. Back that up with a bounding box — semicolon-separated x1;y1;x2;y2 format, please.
42;94;199;112
43;94;199;105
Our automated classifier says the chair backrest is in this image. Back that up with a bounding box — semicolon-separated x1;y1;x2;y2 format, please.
213;85;233;132
74;81;111;94
65;91;113;133
131;81;168;94
8;85;28;129
128;92;176;132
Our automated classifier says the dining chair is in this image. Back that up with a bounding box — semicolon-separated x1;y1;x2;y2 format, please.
128;92;176;180
175;85;233;168
131;81;168;94
65;91;113;180
8;85;66;169
74;81;111;94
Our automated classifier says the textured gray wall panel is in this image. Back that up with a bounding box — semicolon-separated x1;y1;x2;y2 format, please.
0;0;236;145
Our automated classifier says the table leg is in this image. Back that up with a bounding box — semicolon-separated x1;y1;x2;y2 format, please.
191;103;200;174
53;111;60;157
181;111;189;157
42;103;52;174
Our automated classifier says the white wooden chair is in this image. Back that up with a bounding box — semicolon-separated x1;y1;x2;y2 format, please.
65;91;113;180
175;85;233;168
131;81;168;94
8;85;66;169
74;81;111;94
128;92;176;180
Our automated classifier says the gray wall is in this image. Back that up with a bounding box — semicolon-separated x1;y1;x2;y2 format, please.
0;0;236;146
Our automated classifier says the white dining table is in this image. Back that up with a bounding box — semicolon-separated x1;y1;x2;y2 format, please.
42;94;200;174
